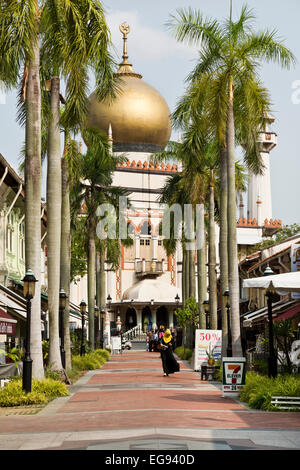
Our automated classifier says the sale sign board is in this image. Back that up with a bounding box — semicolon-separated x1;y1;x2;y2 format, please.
222;357;246;397
194;329;222;371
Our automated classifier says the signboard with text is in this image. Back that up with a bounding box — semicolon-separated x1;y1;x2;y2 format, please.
194;329;222;371
222;357;246;397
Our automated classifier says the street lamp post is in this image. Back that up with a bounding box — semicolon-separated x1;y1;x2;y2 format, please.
80;300;87;356
223;289;232;357
106;294;112;345
175;294;180;328
100;309;105;349
264;266;277;378
203;300;210;329
59;289;67;369
94;305;99;349
22;269;37;393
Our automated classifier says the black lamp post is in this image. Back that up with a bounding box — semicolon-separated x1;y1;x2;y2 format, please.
264;266;277;378
223;289;232;357
100;309;105;349
80;300;87;356
59;288;67;369
22;269;37;393
94;305;99;349
203;300;210;329
175;294;180;328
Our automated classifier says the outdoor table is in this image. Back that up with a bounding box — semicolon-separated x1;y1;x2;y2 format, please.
201;363;220;381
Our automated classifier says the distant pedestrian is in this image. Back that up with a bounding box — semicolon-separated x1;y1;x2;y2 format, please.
159;329;180;377
148;330;153;352
153;330;158;351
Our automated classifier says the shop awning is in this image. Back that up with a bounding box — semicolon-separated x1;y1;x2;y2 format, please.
242;300;296;326
274;303;300;322
243;271;300;293
0;292;26;319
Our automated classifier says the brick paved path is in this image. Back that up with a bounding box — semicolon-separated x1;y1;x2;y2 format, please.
0;350;299;450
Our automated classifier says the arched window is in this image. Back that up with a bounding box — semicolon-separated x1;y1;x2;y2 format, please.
127;222;135;239
140;220;151;236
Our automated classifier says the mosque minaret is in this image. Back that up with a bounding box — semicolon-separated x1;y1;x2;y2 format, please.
247;114;278;225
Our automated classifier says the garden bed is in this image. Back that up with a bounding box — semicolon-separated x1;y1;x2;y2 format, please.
0;348;110;409
240;372;300;411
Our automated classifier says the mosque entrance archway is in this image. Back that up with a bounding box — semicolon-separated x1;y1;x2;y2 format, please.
142;306;152;332
125;308;137;331
156;306;168;329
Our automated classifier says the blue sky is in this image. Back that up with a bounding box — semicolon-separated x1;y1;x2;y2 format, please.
1;0;300;224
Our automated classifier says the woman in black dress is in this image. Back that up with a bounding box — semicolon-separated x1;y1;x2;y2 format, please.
159;329;180;376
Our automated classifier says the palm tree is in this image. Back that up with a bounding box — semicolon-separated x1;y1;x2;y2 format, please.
167;3;295;355
40;0;119;369
73;128;129;350
1;0;119;374
0;1;45;379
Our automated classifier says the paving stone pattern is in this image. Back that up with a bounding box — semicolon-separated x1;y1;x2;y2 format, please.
0;350;299;450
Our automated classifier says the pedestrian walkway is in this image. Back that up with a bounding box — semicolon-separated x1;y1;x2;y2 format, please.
0;350;299;450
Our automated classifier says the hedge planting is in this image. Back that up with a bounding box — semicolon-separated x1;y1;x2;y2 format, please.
0;378;69;407
239;372;300;411
0;348;110;408
174;346;193;361
71;349;110;371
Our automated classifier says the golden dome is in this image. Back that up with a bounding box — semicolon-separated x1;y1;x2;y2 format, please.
86;23;171;151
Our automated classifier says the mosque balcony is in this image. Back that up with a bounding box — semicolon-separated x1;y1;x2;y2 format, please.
135;259;163;278
256;131;277;151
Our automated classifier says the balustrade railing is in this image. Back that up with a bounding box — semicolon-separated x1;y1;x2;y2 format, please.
135;259;163;275
122;325;146;341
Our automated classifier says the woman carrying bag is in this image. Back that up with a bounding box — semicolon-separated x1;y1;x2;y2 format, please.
159;329;180;377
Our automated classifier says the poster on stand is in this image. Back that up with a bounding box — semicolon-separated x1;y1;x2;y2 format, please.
222;357;246;397
194;329;222;371
111;336;121;353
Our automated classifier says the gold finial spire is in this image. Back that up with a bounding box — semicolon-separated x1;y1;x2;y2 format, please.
117;22;142;78
120;22;130;62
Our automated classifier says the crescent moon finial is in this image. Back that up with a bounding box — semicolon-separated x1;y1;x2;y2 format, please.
120;22;130;37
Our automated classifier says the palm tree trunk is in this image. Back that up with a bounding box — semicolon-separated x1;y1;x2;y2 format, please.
47;76;62;370
208;175;218;330
96;249;106;308
189;247;196;298
60;134;71;370
25;36;44;380
197;201;206;329
182;246;186;303
96;249;106;347
219;146;229;356
226;76;243;356
88;215;96;350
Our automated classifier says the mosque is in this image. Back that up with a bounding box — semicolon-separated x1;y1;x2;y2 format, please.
75;23;282;337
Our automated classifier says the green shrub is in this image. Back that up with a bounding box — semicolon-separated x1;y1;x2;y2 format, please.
45;369;63;381
71;349;110;372
0;378;69;407
174;346;193;361
240;372;300;411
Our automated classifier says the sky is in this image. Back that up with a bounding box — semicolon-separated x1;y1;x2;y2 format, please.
1;0;300;225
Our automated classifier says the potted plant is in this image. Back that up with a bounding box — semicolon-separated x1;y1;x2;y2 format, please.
206;345;215;366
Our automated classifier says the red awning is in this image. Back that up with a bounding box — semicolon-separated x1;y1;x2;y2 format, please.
274;303;300;322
